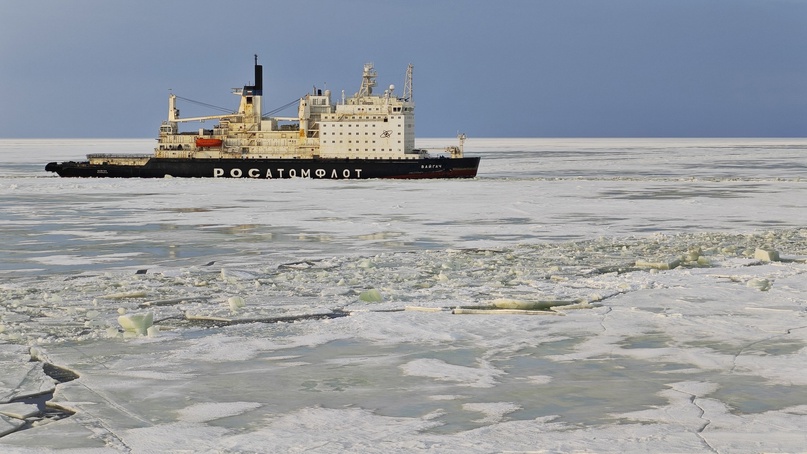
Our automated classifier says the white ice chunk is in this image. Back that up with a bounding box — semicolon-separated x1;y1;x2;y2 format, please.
754;247;780;262
0;356;55;402
117;311;154;336
357;259;375;269
228;296;246;312
491;298;574;310
404;306;445;312
0;413;25;437
462;402;521;424
746;277;772;291
0;402;40;420
43;293;63;303
358;289;382;302
102;291;148;299
635;257;681;270
684;246;702;262
221;268;257;283
453;308;561;315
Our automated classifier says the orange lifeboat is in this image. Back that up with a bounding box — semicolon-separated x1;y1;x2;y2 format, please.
195;138;223;148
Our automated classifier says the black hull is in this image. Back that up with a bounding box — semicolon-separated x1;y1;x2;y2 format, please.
45;157;480;179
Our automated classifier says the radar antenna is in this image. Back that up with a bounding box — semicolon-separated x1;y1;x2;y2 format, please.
358;63;377;97
403;63;413;102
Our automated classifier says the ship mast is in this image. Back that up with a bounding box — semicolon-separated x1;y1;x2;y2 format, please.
403;63;413;102
358;63;377;97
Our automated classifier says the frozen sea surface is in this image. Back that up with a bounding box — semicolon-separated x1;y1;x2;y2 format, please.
1;138;807;452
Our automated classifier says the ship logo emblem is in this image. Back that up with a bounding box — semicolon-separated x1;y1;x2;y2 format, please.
380;130;392;138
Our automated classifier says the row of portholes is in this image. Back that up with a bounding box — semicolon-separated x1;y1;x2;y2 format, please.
322;132;402;136
323;123;399;128
327;140;402;144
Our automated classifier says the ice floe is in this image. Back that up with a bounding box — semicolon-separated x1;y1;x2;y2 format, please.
2;138;807;451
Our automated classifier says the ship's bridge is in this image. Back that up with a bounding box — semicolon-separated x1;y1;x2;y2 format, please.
316;72;415;159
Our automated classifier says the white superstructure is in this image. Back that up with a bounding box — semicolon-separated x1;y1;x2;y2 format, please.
318;63;415;158
140;59;464;164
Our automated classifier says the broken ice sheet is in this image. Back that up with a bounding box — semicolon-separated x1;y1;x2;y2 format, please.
0;347;55;403
176;401;263;424
0;402;41;420
0;414;25;438
3;139;807;452
400;358;504;388
462;402;521;424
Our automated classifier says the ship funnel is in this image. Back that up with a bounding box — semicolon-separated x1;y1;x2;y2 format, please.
254;54;263;95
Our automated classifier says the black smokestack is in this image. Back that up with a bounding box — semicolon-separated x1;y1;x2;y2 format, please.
254;54;263;95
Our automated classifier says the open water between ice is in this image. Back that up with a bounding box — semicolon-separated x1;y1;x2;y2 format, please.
2;138;807;452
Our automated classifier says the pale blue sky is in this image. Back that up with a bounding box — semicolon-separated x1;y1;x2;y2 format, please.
1;0;806;138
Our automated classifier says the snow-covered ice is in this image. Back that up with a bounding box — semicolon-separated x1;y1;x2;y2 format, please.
1;138;807;452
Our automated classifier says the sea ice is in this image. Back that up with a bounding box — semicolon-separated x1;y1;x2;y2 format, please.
0;402;40;420
116;312;154;336
3;139;807;451
177;401;262;424
358;288;383;302
462;402;521;424
227;296;246;312
746;277;772;291
400;358;503;388
635;257;682;270
0;414;25;438
491;297;575;310
0;357;55;403
754;247;780;262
